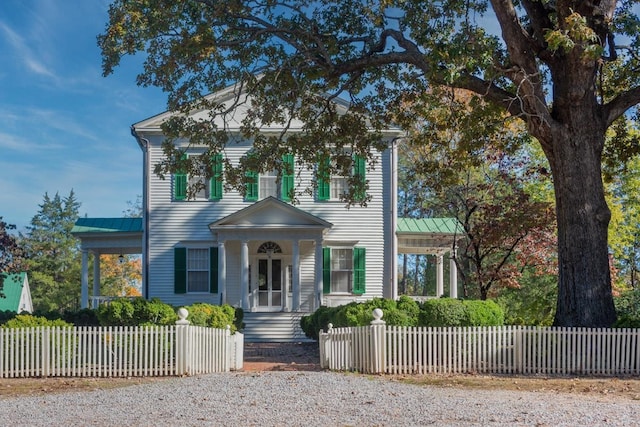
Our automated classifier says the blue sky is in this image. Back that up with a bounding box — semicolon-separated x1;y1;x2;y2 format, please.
1;0;166;230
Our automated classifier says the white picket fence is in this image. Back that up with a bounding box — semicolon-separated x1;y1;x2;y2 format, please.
0;324;244;378
319;310;640;376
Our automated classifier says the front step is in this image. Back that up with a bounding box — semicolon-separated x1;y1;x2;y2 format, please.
242;312;313;343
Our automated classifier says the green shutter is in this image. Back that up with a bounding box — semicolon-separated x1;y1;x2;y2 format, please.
210;247;219;293
174;154;187;200
353;247;366;295
245;170;259;201
322;247;331;294
209;154;223;200
174;247;187;294
353;155;366;201
281;154;294;202
317;156;331;201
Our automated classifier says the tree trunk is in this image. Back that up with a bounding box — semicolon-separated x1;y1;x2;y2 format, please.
547;118;617;327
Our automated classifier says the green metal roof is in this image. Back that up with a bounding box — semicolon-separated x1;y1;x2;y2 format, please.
0;272;26;312
397;217;463;234
72;217;142;234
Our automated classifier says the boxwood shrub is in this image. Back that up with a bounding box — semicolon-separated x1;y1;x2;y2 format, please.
301;296;504;340
97;297;177;326
182;303;242;332
2;314;72;328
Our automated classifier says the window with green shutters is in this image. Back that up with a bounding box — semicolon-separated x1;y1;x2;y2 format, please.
322;247;366;294
174;247;219;294
174;153;225;201
316;154;366;201
245;154;295;202
209;154;224;201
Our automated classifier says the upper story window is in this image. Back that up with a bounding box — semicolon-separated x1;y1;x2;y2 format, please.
174;153;223;201
245;154;295;202
317;153;366;202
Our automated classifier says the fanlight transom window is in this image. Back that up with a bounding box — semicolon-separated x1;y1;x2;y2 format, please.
257;241;282;254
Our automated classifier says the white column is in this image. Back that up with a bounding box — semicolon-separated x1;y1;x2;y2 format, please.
92;252;100;299
314;238;324;311
292;240;300;312
449;250;458;299
81;250;89;309
218;241;226;304
241;241;249;310
436;254;444;297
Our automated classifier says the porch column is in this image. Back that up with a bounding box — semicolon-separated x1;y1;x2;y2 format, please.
449;249;458;299
241;240;249;310
314;238;323;311
436;254;444;297
81;250;89;309
218;241;227;304
292;240;300;312
92;252;100;300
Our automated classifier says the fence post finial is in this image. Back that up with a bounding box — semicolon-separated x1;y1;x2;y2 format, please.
176;308;190;325
371;308;385;325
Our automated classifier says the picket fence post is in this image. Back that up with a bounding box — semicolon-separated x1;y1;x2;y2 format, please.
370;309;386;374
175;308;190;375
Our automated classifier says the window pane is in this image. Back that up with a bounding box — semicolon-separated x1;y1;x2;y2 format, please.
188;271;209;292
188;249;208;270
260;171;277;199
187;249;209;292
331;248;353;293
331;177;348;200
331;271;351;293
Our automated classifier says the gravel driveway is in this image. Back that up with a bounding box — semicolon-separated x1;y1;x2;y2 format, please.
1;370;638;426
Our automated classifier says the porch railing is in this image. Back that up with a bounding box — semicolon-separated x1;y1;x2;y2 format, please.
319;309;640;376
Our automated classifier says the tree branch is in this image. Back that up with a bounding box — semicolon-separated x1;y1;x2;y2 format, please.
604;86;640;128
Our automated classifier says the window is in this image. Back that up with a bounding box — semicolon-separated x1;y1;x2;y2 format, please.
322;247;366;294
245;154;295;202
317;154;366;201
174;154;223;201
174;247;218;294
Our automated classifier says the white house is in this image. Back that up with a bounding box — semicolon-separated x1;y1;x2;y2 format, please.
72;85;461;341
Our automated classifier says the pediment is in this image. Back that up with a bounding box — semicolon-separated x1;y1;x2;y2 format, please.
209;197;333;230
132;82;352;133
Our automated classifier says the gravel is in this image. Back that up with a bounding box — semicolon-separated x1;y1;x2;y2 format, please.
1;371;638;426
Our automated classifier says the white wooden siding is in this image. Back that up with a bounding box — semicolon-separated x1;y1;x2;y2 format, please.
142;131;393;308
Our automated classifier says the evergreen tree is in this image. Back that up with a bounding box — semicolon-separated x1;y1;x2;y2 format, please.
21;191;82;313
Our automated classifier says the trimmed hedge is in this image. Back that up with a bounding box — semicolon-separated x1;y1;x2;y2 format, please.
2;314;72;328
182;303;242;332
301;297;504;340
97;298;178;326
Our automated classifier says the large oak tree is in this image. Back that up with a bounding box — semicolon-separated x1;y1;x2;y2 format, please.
100;0;640;326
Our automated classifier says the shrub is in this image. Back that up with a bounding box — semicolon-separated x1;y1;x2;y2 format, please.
300;306;336;340
614;289;640;328
2;314;71;328
301;297;421;340
419;298;504;327
97;298;177;326
419;299;468;326
464;300;505;326
62;308;100;326
183;303;240;332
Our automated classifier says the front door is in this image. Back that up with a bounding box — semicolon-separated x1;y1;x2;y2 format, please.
257;257;282;311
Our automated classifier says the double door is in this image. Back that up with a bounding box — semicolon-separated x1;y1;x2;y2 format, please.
257;257;282;311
